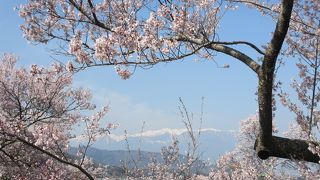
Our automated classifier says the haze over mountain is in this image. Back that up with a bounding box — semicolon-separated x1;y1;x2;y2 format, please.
87;128;236;161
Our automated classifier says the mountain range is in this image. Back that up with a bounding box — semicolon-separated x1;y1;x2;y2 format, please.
87;128;237;162
69;128;237;177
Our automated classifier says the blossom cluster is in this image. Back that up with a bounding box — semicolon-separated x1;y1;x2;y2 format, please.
0;54;111;179
19;0;225;78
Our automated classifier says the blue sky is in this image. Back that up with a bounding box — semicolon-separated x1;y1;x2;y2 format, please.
0;1;299;148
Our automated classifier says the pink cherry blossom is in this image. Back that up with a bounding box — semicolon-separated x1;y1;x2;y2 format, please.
0;54;112;179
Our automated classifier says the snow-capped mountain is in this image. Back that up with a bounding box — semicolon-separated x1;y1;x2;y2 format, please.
90;128;237;161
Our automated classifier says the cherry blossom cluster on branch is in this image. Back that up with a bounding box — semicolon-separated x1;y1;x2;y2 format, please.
18;0;228;78
18;0;318;79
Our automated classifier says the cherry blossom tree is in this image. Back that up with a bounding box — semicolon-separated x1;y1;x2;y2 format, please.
17;0;319;163
276;21;320;167
209;115;283;179
0;54;112;179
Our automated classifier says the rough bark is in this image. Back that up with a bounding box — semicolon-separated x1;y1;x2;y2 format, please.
255;0;294;160
254;136;320;163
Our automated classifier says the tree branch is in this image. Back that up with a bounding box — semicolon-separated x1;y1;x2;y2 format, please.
263;2;293;67
176;36;261;73
232;0;272;11
13;136;94;180
212;41;265;55
75;39;212;71
87;0;99;23
68;0;112;31
255;136;319;163
209;43;261;73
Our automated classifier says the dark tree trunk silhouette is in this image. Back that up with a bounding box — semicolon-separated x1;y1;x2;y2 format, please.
253;0;319;163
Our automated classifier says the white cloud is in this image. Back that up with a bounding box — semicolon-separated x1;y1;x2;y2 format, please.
71;79;237;141
75;86;183;132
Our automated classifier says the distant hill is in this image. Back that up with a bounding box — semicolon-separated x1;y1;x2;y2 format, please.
91;128;237;161
69;147;162;167
68;128;236;177
69;147;214;177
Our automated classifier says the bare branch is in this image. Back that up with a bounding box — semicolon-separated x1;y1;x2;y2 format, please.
176;36;261;73
13;136;95;180
212;41;265;55
68;0;112;31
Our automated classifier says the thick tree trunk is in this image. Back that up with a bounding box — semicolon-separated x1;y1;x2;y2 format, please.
184;0;320;164
256;73;274;159
255;136;320;163
255;0;294;160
